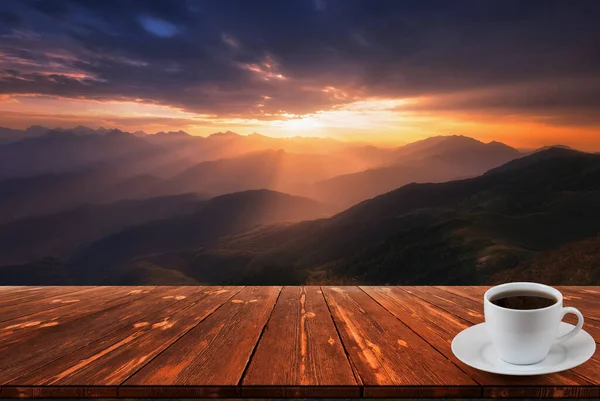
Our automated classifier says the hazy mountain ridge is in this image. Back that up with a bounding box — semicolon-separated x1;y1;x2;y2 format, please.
0;129;160;178
65;189;334;284
0;193;203;265
1;126;598;286
312;135;522;207
113;147;600;286
0;127;481;222
0;126;391;178
152;149;371;199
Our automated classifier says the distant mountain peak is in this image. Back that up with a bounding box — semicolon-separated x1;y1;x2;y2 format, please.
105;129;132;139
442;135;482;144
25;125;49;134
210;131;240;138
535;144;573;152
535;146;581;156
154;130;190;137
485;146;586;176
44;129;78;139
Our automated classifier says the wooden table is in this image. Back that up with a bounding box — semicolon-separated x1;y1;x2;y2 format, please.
0;286;598;398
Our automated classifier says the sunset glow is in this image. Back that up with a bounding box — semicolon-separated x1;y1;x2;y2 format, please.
1;0;599;150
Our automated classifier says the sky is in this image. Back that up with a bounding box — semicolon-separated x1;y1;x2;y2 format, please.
1;0;600;150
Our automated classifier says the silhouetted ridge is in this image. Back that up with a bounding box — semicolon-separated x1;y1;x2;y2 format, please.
67;189;332;283
314;135;520;207
485;147;587;175
341;147;600;223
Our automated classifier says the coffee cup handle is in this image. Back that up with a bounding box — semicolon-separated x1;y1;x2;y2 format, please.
556;307;584;343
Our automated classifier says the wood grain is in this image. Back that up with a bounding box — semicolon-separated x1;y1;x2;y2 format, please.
243;286;356;387
241;386;361;398
0;286;599;398
432;286;600;342
483;386;599;398
118;386;241;398
321;286;477;388
0;386;118;398
438;286;600;322
0;286;151;340
0;287;117;323
435;285;487;303
402;285;485;322
569;346;600;386
0;286;92;309
0;287;196;384
560;287;600;321
363;386;482;398
9;287;243;386
362;286;594;391
403;286;600;388
124;286;281;386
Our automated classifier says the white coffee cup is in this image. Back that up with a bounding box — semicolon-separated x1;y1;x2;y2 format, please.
484;282;584;365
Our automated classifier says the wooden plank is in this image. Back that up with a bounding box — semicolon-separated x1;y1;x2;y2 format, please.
0;287;118;323
402;285;485;323
9;287;242;386
438;286;600;322
0;286;92;308
321;286;478;397
0;287;200;384
0;286;29;291
241;386;361;398
559;287;600;321
482;386;599;398
0;386;117;398
435;285;487;303
364;386;481;398
409;287;600;385
0;286;598;398
432;286;600;343
362;286;594;394
569;347;600;387
0;286;152;341
243;286;356;387
0;287;156;362
118;386;241;398
124;286;281;386
565;286;600;296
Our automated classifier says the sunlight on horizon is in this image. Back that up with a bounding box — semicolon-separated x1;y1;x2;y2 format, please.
1;94;600;150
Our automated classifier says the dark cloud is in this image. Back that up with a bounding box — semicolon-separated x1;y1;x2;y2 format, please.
0;10;22;27
1;0;600;124
401;77;600;125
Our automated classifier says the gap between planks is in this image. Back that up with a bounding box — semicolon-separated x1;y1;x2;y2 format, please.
0;287;99;323
434;286;600;327
3;287;219;386
238;286;283;385
404;286;600;387
319;286;365;389
116;286;246;386
357;286;481;386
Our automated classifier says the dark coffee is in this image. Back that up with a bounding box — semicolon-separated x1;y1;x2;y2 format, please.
490;291;557;310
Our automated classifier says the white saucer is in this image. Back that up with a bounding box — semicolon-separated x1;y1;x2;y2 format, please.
451;322;596;375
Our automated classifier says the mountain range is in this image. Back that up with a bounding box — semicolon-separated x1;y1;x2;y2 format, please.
1;125;598;286
312;135;521;206
0;127;523;222
115;147;597;286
